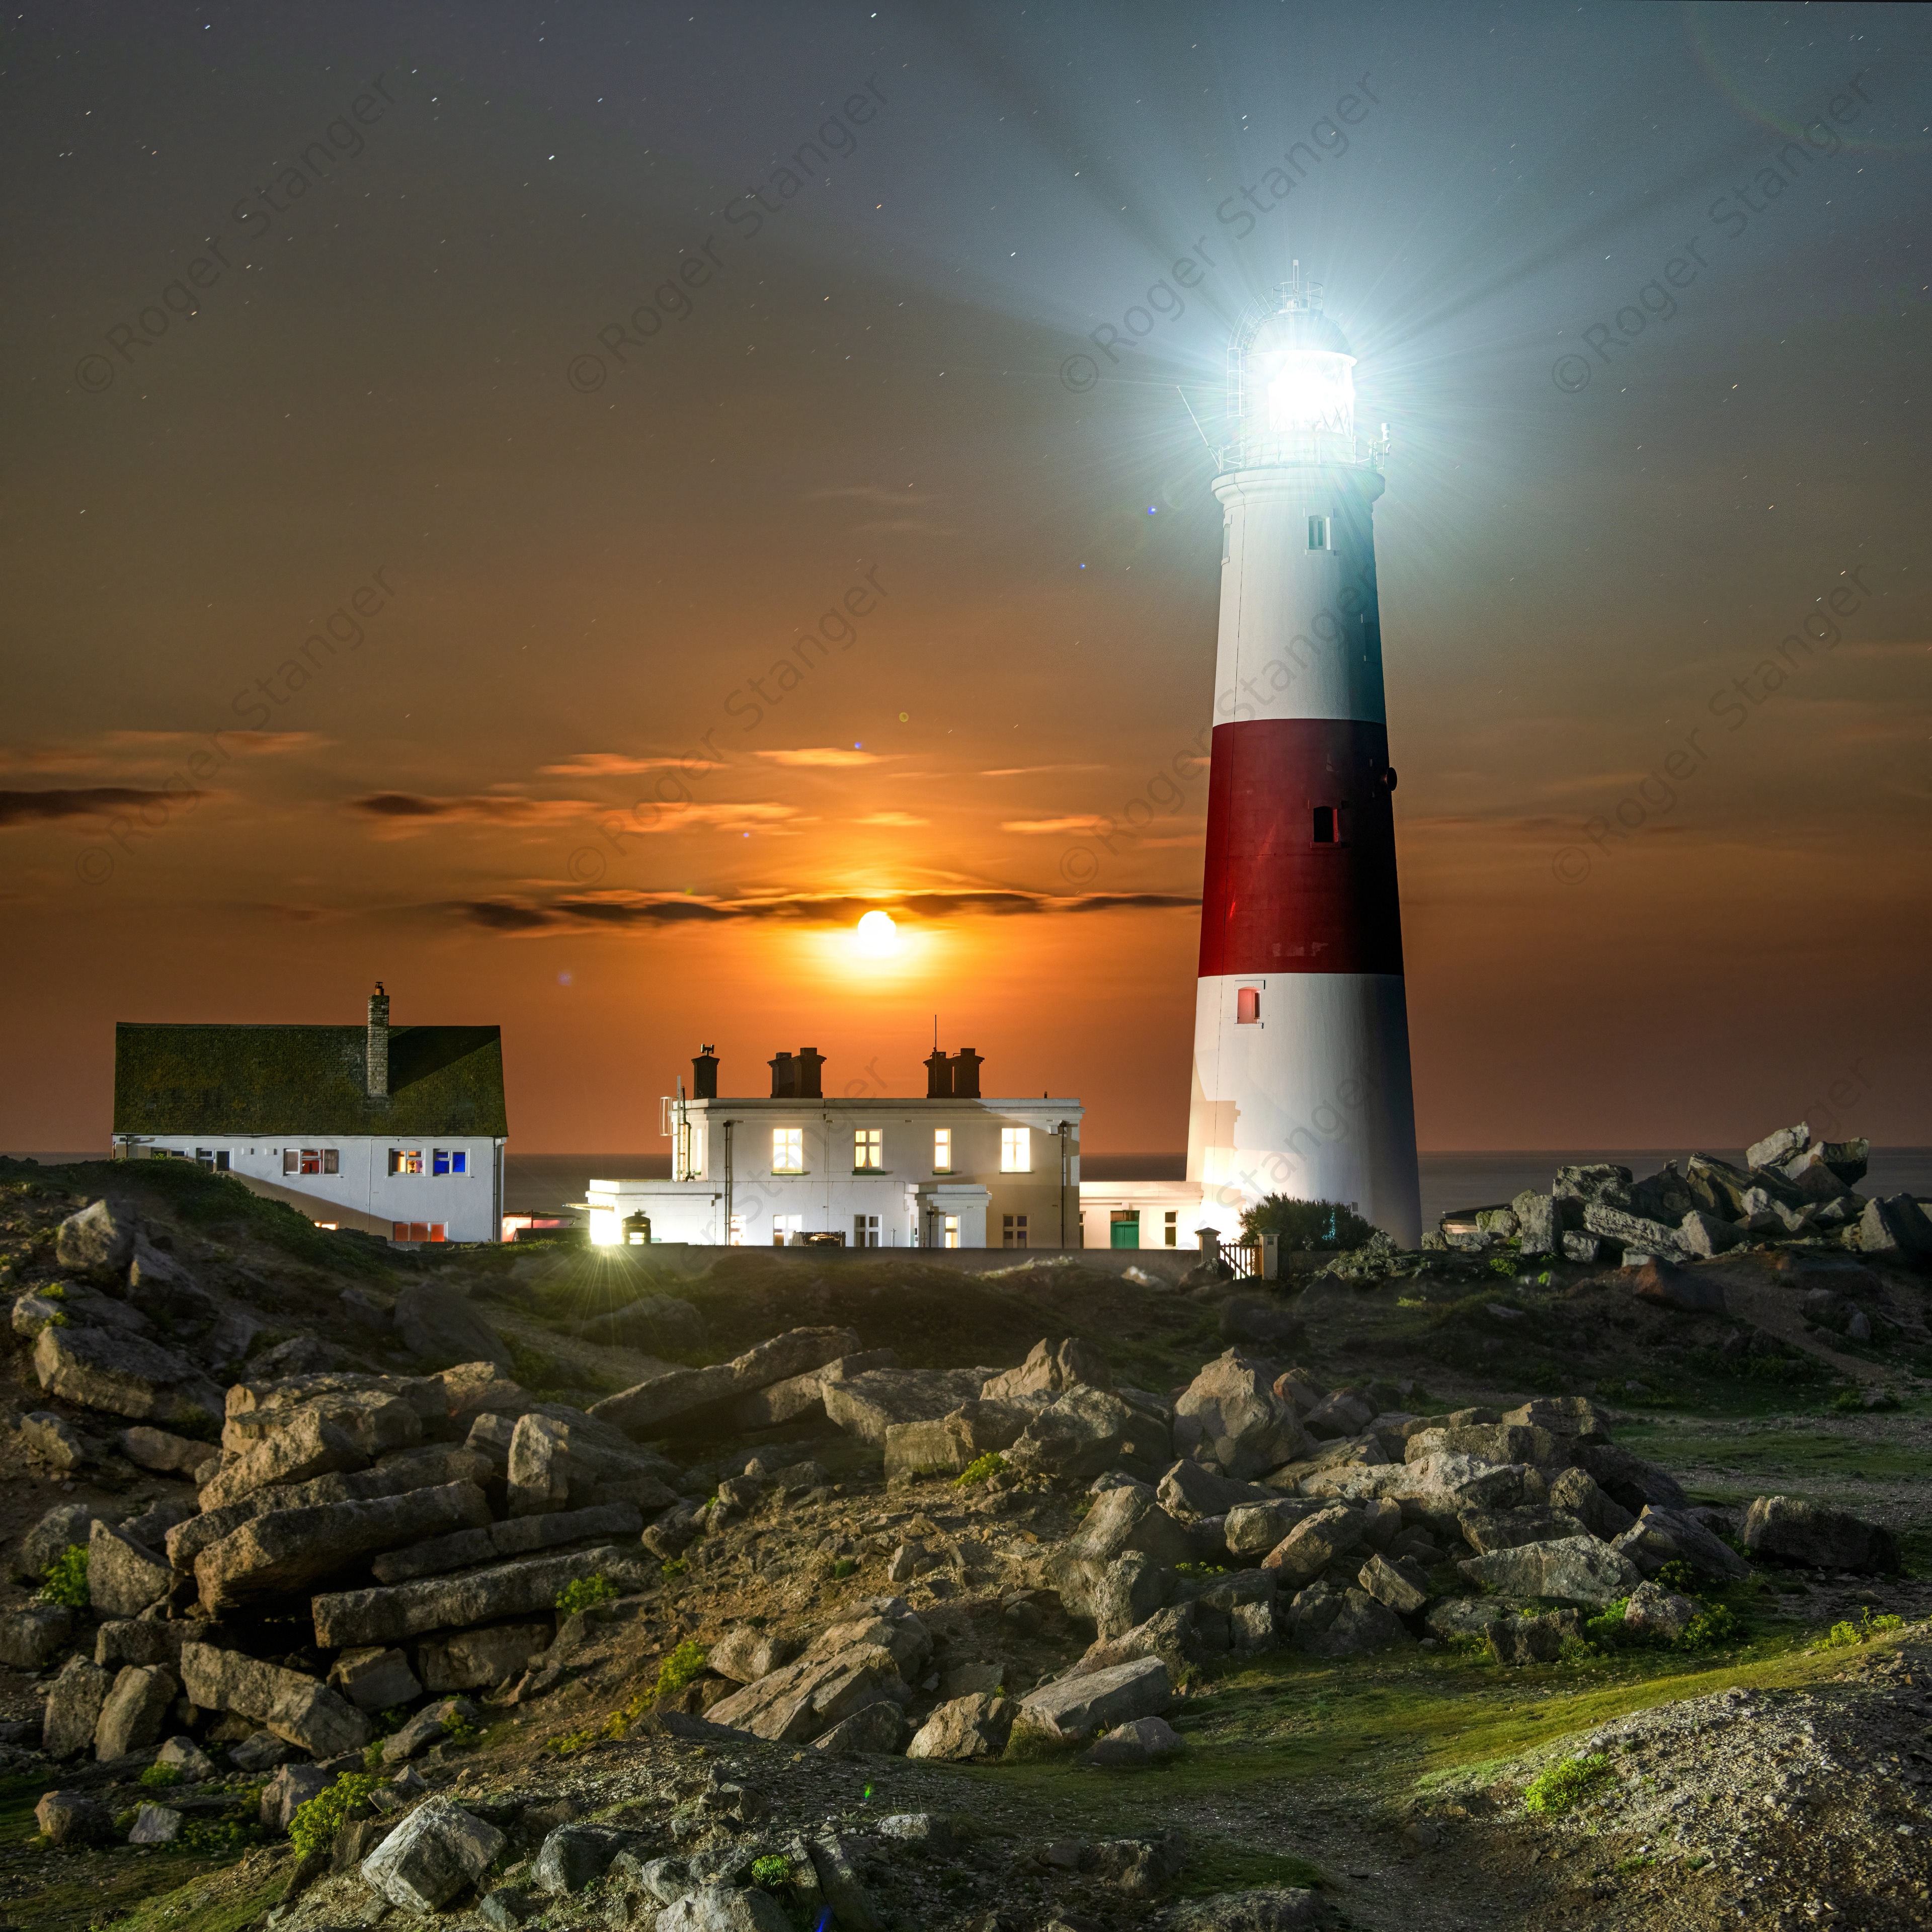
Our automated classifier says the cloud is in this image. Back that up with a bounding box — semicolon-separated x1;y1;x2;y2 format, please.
853;811;928;827
450;884;1198;936
753;748;886;768
1001;816;1116;834
0;786;197;827
804;485;933;504
979;765;1109;777
2;729;325;775
539;752;723;777
349;793;598;832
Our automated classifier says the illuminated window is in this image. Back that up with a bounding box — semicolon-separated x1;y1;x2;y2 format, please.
772;1129;803;1172
1237;987;1261;1025
1002;1214;1028;1248
1000;1128;1030;1173
728;1215;745;1246
772;1212;803;1246
854;1128;883;1171
1165;1210;1179;1248
943;1214;960;1249
1307;514;1332;551
389;1150;424;1175
854;1213;880;1248
432;1149;468;1176
933;1129;952;1172
391;1221;446;1243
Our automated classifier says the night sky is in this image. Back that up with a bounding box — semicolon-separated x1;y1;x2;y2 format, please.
5;1;1927;1156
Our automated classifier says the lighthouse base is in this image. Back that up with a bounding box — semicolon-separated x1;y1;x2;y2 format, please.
1186;971;1422;1248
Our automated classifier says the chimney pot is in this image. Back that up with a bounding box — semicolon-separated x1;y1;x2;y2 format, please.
692;1046;719;1101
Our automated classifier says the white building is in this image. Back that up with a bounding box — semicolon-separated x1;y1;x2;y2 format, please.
1075;1179;1208;1252
111;986;507;1244
586;1046;1080;1249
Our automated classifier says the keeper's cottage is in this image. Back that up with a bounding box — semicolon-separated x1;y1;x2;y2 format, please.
111;985;507;1244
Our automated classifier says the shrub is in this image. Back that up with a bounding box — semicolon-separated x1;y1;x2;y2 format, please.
751;1855;791;1889
38;1546;90;1609
555;1573;620;1616
655;1641;709;1701
1239;1194;1375;1251
1818;1606;1905;1651
288;1774;382;1858
954;1453;1008;1488
1676;1603;1744;1651
831;1557;858;1580
1522;1752;1612;1816
660;1557;689;1579
138;1763;183;1790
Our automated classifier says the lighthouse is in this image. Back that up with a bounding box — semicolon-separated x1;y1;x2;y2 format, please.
1185;280;1422;1248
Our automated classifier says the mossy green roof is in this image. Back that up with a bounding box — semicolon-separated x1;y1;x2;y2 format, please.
113;1023;508;1137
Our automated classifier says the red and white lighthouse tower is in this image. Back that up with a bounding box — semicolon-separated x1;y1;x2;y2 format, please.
1186;281;1421;1247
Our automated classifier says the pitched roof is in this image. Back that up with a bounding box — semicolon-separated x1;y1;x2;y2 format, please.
113;1023;508;1137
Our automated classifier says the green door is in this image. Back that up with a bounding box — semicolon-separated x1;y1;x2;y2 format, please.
1110;1213;1139;1249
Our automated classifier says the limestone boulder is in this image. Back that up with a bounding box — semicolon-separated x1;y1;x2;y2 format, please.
194;1479;493;1609
311;1546;621;1649
361;1799;506;1913
1545;1466;1637;1540
822;1367;991;1446
1612;1505;1752;1582
0;1603;74;1670
981;1337;1112;1400
904;1691;1015;1761
1858;1194;1932;1262
1458;1535;1643;1606
121;1805;177;1847
1157;1460;1278;1521
43;1657;112;1758
88;1519;176;1618
1092;1553;1175;1639
1356;1553;1428;1617
591;1326;860;1435
1019;1655;1171;1741
658;1887;793;1932
506;1414;571;1516
35;1790;114;1845
127;1235;218;1328
707;1601;929;1744
1284;1582;1403;1657
1005;1386;1145;1481
370;1499;642;1584
420;1624;551;1693
329;1646;423;1712
381;1695;481;1764
1488;1608;1581;1664
1224;1499;1322;1559
94;1664;179;1759
1261;1505;1366;1588
15;1501;102;1580
19;1410;91;1469
812;1700;909;1756
708;1625;800;1686
1629;1258;1728;1314
882;1397;1037;1479
1300;1389;1377;1441
1571;1443;1688;1514
56;1198;138;1278
1623;1581;1698;1642
118;1424;218;1480
1456;1505;1593;1555
1173;1350;1306;1477
1742;1495;1898;1573
33;1323;220;1426
179;1643;372;1758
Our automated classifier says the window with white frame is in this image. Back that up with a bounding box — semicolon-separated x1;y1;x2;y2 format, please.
389;1149;424;1175
1002;1213;1028;1248
942;1214;960;1249
287;1149;340;1175
432;1149;468;1176
1165;1209;1179;1248
853;1128;883;1171
1000;1127;1030;1173
853;1213;880;1247
771;1212;803;1246
933;1128;952;1172
772;1128;803;1172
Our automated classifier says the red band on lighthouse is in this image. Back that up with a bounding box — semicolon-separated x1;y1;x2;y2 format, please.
1197;717;1404;979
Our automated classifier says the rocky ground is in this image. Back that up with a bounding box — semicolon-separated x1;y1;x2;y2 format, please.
1;1146;1929;1932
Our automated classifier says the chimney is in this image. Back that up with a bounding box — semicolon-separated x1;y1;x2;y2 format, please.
951;1048;983;1100
924;1049;952;1099
691;1045;718;1101
794;1048;824;1100
768;1051;796;1099
366;983;390;1099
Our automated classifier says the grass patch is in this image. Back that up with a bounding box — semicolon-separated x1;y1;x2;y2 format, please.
1523;1751;1612;1815
88;1860;289;1932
